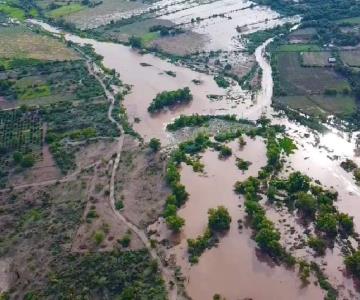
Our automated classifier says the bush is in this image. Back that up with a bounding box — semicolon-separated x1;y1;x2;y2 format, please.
316;213;338;237
295;192;317;218
119;234;131;247
236;158;251;171
20;153;35;168
308;236;326;255
214;75;230;88
166;214;185;232
208;206;231;232
93;230;105;245
338;213;354;235
149;138;161;152
345;251;360;278
218;145;232;158
115;200;124;210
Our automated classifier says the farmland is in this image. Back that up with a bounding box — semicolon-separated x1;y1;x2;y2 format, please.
340;50;360;67
0;25;79;61
272;48;356;117
48;3;84;18
276;52;350;95
302;51;332;67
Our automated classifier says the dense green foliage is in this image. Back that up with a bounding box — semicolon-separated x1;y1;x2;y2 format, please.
187;228;218;264
307;236;326;255
208;206;231;232
47;250;167;299
214;75;230;88
148;87;192;113
149;138;161;152
345;251;360;279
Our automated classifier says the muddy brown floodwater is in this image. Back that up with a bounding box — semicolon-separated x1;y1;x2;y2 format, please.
30;15;360;300
167;138;325;299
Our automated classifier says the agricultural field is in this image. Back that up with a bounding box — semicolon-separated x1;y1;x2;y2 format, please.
276;52;350;95
340;50;360;67
0;60;105;108
91;18;174;43
288;28;317;44
0;25;79;61
273;50;356;117
0;109;43;187
336;16;360;25
276;44;322;52
274;94;356;117
62;0;147;29
301;51;332;67
47;3;85;18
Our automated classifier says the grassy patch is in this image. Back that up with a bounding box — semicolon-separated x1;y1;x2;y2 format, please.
275;94;356;117
276;44;322;52
17;84;51;100
336;17;360;25
141;32;159;46
0;3;25;20
48;4;85;18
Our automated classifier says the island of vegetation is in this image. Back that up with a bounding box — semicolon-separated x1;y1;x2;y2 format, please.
147;87;193;113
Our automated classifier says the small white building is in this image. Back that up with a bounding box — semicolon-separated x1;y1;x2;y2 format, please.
328;57;337;63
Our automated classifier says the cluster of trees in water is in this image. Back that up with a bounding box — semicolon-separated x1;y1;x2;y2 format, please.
147;87;192;113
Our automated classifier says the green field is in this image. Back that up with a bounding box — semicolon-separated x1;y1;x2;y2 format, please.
276;44;322;52
0;3;25;20
275;94;356;116
48;3;85;18
336;17;360;25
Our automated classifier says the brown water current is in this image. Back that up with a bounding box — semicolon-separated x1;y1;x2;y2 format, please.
169;139;325;299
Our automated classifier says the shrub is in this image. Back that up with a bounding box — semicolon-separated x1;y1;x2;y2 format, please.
149;138;161;152
295;192;317;218
308;236;326;255
208;206;231;232
93;230;105;245
218;145;232;159
119;234;131;247
115;200;124;210
20;153;35;168
166;214;185;232
345;251;360;278
316;213;338;237
337;213;354;235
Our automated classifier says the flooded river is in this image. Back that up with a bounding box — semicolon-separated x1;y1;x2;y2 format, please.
31;9;360;299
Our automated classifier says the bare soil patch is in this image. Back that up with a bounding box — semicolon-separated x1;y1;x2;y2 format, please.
150;32;209;56
0;25;79;61
71;158;143;252
114;136;170;229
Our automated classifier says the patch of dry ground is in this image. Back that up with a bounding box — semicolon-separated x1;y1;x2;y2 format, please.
0;25;79;60
71;157;143;252
114;136;170;229
150;32;209;56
